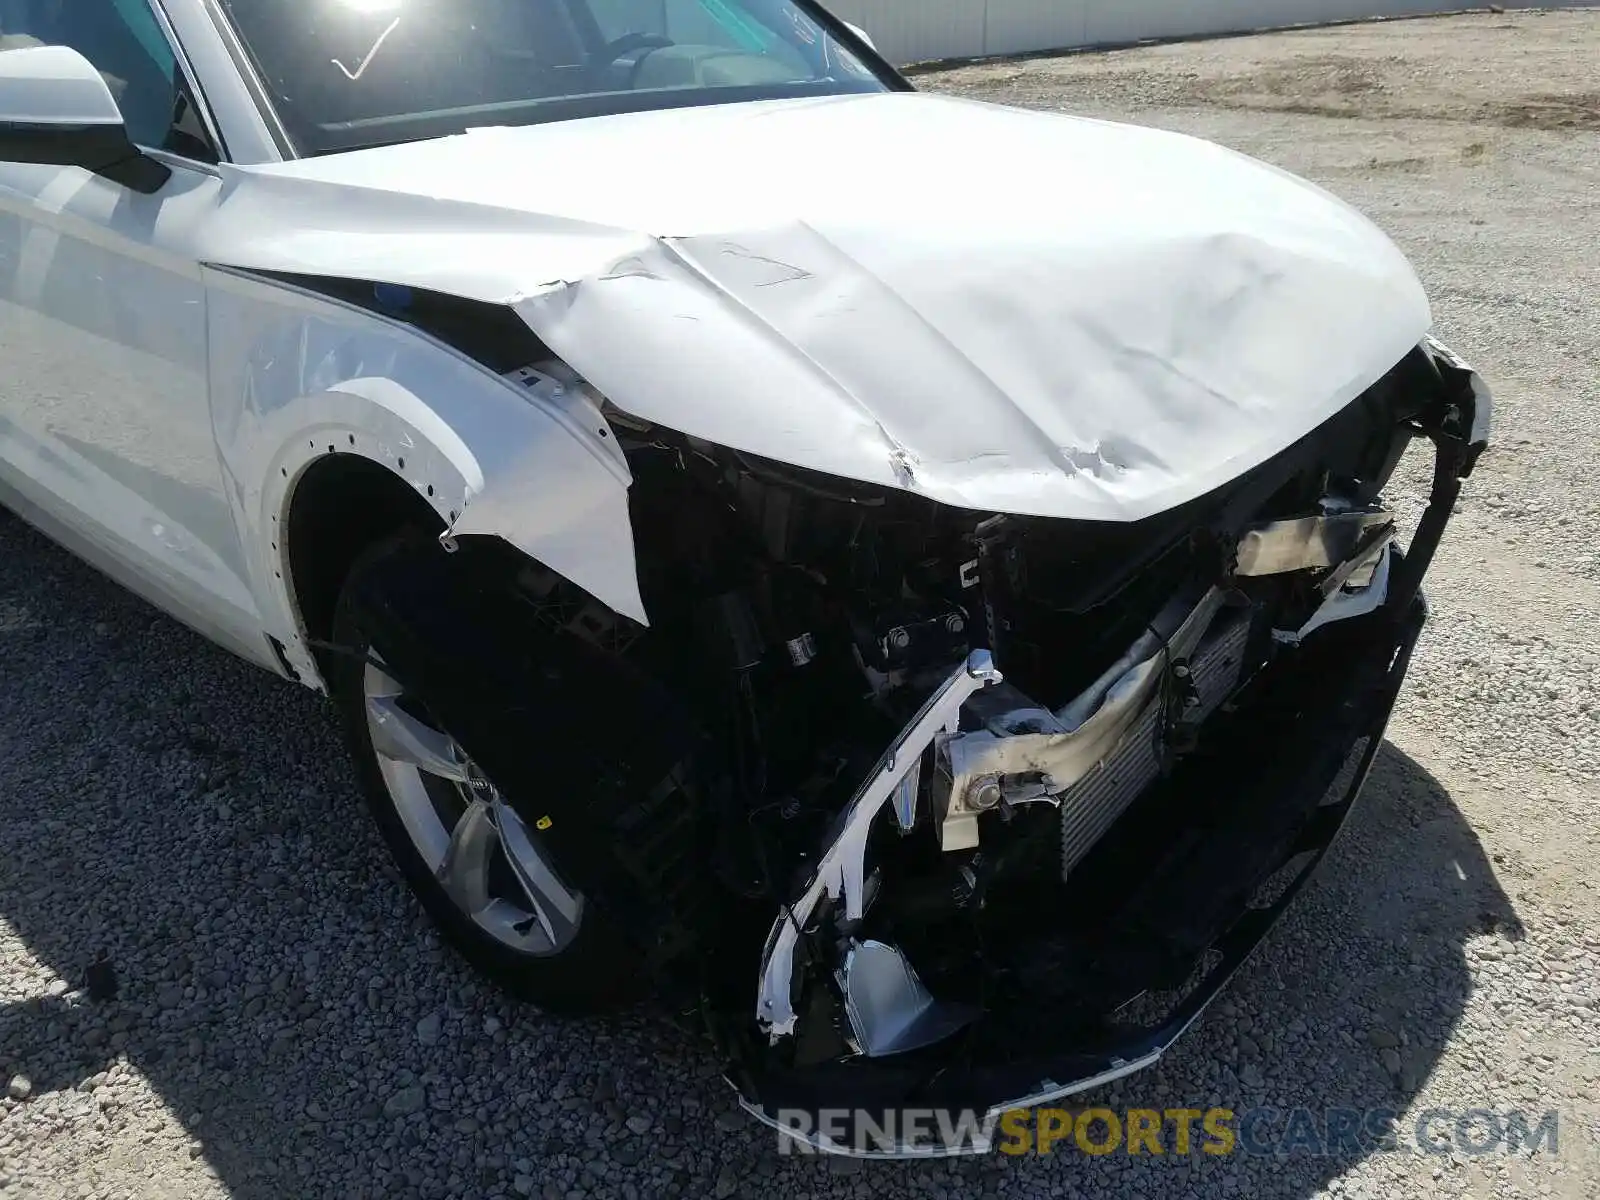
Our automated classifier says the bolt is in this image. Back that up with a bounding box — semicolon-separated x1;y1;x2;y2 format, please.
970;776;1002;812
945;613;966;635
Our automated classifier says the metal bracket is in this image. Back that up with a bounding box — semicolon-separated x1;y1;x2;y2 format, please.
755;651;1002;1040
936;588;1230;856
1234;505;1394;578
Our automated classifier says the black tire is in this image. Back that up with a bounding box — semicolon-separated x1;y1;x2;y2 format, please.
327;538;639;1016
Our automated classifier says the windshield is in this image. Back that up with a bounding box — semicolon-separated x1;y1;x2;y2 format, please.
213;0;892;157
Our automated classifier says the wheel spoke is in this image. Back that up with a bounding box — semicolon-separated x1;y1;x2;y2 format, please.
365;693;471;783
491;803;584;952
362;660;585;957
435;798;496;917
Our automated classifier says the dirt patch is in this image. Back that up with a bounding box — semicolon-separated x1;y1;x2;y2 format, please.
1137;60;1600;131
1138;54;1397;121
1363;154;1430;173
1496;92;1600;130
1221;53;1393;99
931;11;1600;135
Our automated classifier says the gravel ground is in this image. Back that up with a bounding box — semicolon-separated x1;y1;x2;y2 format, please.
4;9;1600;1199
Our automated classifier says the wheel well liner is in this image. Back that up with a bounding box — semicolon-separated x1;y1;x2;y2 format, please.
285;454;444;645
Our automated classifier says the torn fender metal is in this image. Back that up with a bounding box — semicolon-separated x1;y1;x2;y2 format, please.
202;267;646;677
1424;335;1494;451
202;91;1432;525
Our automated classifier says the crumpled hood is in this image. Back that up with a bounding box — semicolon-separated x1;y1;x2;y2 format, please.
215;92;1431;522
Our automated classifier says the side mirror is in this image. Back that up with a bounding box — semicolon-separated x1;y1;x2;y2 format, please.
0;44;169;193
843;22;878;53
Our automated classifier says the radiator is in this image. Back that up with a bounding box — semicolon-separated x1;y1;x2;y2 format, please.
1060;615;1250;880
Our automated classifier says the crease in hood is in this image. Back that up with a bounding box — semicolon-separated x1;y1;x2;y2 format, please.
207;91;1432;522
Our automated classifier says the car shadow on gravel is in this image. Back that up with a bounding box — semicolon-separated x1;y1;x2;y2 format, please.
0;507;1523;1199
1050;734;1530;1197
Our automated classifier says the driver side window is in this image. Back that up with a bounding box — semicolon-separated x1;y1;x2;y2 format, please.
0;0;201;155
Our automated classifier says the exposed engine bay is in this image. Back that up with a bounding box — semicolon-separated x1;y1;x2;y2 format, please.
349;337;1486;1155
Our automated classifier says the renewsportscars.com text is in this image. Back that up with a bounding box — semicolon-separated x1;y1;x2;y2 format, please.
772;1106;1561;1158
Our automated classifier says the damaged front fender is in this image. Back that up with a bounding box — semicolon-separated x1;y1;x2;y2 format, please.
202;266;647;680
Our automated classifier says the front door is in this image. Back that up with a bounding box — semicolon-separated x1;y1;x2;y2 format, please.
0;0;264;661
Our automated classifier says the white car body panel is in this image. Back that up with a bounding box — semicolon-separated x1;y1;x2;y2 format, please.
151;0;284;166
203;266;646;681
0;152;645;677
0;154;269;664
209;92;1432;523
0;53;1431;687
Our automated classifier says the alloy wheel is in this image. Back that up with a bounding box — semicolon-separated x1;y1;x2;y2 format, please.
362;660;584;956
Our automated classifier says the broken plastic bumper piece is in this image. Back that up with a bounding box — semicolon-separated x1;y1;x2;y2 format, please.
754;651;1003;1041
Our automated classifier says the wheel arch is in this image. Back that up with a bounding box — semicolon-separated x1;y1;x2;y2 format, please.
203;265;649;689
284;453;445;652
